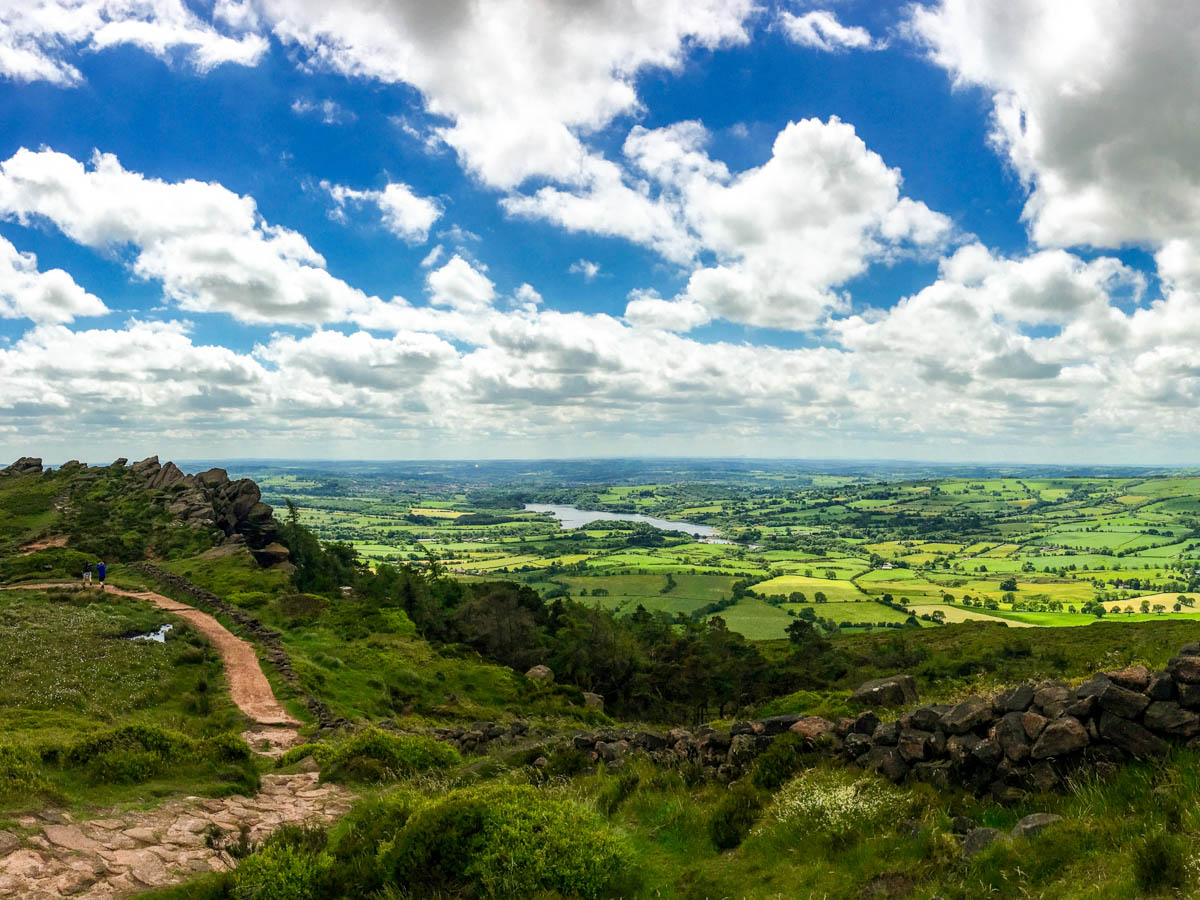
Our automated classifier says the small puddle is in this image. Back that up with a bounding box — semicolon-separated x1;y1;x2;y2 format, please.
130;624;173;643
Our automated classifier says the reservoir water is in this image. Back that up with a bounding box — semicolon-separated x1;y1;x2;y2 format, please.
524;503;717;537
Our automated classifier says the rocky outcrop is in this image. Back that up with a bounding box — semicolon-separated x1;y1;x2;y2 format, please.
525;665;554;682
119;457;284;560
433;720;531;753
0;457;43;477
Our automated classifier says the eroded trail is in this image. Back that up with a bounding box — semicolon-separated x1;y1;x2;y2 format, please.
0;772;352;898
2;583;300;733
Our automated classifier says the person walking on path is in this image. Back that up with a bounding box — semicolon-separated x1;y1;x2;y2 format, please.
82;560;92;586
97;560;107;590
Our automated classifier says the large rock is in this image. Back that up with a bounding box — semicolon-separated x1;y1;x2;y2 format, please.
962;827;1003;857
1098;712;1169;758
1095;682;1150;720
1030;716;1088;759
851;675;918;708
995;712;1031;762
1147;671;1176;701
1168;655;1200;684
910;705;951;731
790;716;834;741
1105;665;1150;692
941;698;992;735
859;746;908;782
1033;683;1071;718
582;692;605;711
897;727;934;762
195;467;230;488
130;455;161;477
524;665;554;683
1;456;42;477
147;461;186;490
250;542;291;568
1143;701;1200;737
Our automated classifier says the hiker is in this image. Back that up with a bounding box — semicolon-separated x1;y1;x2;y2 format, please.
82;560;92;586
97;560;107;590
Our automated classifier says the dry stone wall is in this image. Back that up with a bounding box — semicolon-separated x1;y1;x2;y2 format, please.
560;646;1200;801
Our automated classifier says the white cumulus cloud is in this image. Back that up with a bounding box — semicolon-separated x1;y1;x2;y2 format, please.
0;235;107;322
0;0;267;86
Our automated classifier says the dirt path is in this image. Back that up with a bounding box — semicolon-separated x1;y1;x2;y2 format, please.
0;772;352;898
18;536;68;555
1;583;301;740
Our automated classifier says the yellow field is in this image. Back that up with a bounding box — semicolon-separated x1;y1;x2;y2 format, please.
909;604;1035;627
410;507;466;518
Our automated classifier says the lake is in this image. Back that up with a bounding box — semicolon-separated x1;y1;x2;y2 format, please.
524;503;717;537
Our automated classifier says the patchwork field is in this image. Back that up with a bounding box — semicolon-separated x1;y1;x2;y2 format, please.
246;466;1200;642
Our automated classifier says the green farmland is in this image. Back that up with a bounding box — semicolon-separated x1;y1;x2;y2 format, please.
240;464;1200;641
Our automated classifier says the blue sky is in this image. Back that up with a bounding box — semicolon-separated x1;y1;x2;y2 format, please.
0;1;1198;464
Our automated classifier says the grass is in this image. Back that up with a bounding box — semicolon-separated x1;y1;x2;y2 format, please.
0;588;256;813
706;596;794;639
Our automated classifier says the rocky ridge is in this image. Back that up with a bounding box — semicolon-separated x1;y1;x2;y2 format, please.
1;456;288;566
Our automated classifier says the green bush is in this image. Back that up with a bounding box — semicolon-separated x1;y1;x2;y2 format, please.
380;784;636;899
68;724;193;784
319;729;460;784
707;782;763;851
232;843;328;900
201;733;253;763
752;733;816;791
543;745;592;778
0;743;48;799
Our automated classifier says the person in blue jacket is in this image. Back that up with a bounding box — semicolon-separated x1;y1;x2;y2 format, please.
97;560;107;590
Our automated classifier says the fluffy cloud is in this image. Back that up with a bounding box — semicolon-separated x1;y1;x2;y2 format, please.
514;118;953;330
0;148;376;324
779;9;879;52
569;259;601;280
526;117;951;330
258;0;753;189
6;236;1200;459
0;0;266;85
908;1;1200;251
0;235;107;322
425;255;495;312
322;180;441;243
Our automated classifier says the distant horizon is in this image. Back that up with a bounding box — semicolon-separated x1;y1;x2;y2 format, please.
18;453;1200;476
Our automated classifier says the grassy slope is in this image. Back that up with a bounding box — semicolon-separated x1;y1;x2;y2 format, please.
154;551;603;729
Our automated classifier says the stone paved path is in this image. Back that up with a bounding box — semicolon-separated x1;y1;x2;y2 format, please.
0;772;352;898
